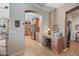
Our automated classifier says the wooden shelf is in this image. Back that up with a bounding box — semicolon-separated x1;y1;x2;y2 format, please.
0;31;9;56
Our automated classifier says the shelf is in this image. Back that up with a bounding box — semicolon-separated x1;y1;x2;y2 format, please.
0;31;9;56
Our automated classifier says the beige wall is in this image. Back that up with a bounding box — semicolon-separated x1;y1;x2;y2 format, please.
50;9;56;26
55;3;79;36
51;3;79;47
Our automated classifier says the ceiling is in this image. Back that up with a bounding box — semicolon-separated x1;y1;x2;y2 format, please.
31;3;65;12
70;9;79;17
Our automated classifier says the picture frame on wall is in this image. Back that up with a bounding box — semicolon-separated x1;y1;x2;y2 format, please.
75;24;79;30
15;20;20;27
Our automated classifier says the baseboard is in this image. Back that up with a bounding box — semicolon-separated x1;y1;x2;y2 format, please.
10;50;25;56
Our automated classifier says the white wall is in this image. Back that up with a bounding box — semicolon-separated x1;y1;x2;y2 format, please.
0;3;9;18
72;15;79;41
9;3;49;55
74;15;79;33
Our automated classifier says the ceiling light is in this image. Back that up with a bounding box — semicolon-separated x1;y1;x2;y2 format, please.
45;3;65;8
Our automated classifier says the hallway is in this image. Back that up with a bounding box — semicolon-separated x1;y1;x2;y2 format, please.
23;36;53;56
22;36;79;56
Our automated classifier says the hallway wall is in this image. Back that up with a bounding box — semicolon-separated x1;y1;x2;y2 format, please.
51;3;79;48
9;3;49;55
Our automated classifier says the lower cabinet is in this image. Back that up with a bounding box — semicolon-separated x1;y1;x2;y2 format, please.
46;38;51;49
51;37;64;54
43;35;64;54
0;31;9;56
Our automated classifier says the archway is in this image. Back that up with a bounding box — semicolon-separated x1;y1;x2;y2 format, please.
24;10;42;48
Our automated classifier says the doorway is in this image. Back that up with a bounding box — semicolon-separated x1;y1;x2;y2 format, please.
65;6;79;47
24;10;42;48
67;20;72;47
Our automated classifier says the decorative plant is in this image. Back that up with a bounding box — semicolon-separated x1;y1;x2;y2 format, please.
51;24;59;33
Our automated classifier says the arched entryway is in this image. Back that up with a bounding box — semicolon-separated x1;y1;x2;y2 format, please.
24;10;42;49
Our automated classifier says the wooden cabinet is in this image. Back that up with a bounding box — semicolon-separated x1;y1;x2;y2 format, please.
51;37;64;54
46;38;51;49
43;35;64;54
0;30;9;56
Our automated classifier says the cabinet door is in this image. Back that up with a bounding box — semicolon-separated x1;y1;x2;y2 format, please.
0;40;6;46
51;38;63;54
51;39;57;50
0;47;6;56
57;38;63;53
0;40;7;56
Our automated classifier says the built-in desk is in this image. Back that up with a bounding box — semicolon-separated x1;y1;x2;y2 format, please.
43;35;64;54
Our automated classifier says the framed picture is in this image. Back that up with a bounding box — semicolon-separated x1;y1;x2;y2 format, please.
15;20;20;27
75;24;79;30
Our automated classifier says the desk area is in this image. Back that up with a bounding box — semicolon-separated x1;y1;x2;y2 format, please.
43;34;64;54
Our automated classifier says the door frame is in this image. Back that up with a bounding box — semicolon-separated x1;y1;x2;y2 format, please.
65;6;79;47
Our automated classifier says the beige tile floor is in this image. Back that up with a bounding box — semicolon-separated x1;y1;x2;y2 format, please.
22;36;79;56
